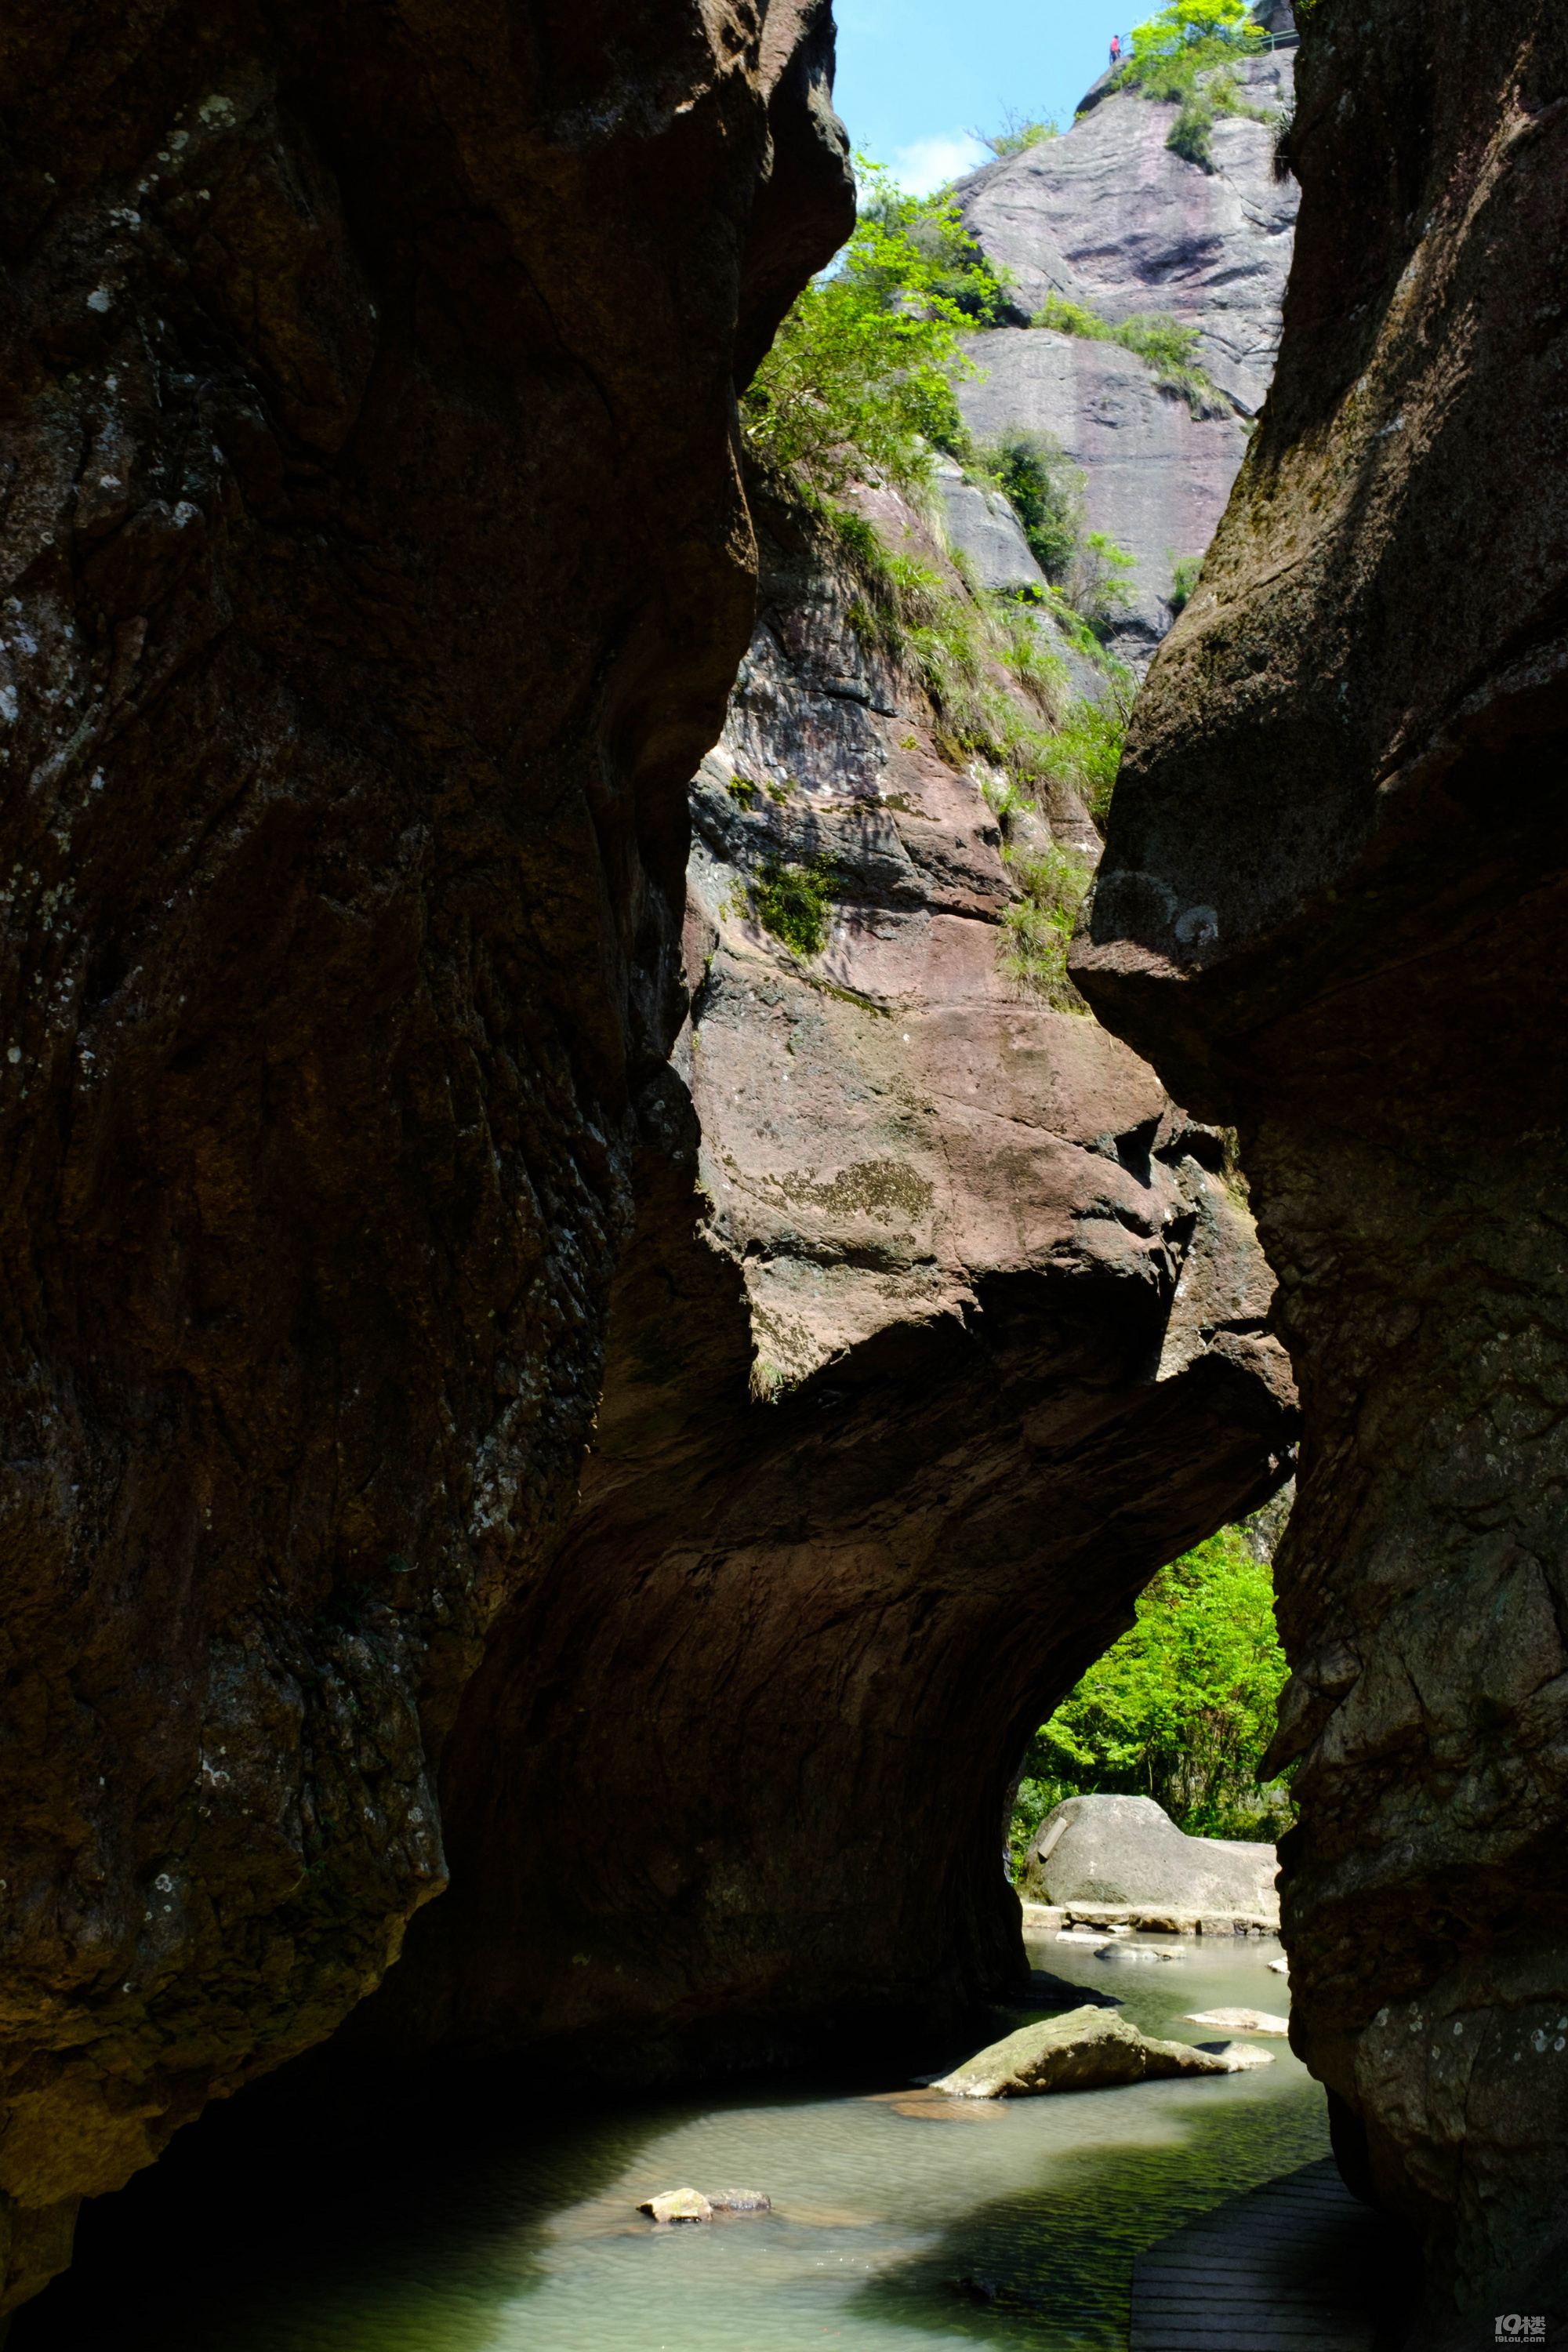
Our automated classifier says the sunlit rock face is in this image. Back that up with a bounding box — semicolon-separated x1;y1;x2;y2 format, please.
0;0;851;2314
347;467;1297;2083
951;45;1299;648
1071;0;1568;2328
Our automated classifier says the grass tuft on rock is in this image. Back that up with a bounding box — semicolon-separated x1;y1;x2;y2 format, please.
750;854;837;958
1032;292;1225;421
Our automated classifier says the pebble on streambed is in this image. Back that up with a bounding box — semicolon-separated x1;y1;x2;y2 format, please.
637;2187;772;2223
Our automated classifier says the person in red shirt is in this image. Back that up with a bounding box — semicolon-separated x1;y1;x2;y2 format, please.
1109;32;1123;66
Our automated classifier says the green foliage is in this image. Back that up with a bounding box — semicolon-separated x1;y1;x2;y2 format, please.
975;428;1082;583
1010;1523;1295;1865
1168;553;1204;613
1114;0;1272;174
1001;844;1091;1011
1032;292;1221;419
976;110;1060;159
1071;530;1138;630
1127;0;1260;79
1167;93;1218;167
750;853;837;958
821;504;1130;841
852;172;1015;328
742;163;977;494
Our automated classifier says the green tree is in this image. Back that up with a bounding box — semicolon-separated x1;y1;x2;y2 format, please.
742;165;979;493
975;110;1059;160
1127;0;1260;70
1010;1522;1294;1867
854;174;1014;327
1116;0;1269;172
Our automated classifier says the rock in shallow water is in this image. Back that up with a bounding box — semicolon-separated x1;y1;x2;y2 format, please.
1184;2008;1290;2037
639;2188;713;2225
930;2004;1252;2096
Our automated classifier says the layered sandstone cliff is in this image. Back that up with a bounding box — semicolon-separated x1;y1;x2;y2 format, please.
1073;0;1568;2329
949;38;1299;647
339;468;1296;2081
0;0;851;2314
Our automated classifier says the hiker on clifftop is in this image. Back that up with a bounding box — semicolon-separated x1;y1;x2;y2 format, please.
1109;31;1122;65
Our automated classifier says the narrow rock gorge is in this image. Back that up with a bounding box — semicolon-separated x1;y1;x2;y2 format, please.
1073;0;1568;2329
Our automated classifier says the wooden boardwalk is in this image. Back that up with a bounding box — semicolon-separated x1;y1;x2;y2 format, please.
1130;2157;1417;2351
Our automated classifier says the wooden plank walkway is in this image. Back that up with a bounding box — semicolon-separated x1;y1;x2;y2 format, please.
1130;2157;1417;2352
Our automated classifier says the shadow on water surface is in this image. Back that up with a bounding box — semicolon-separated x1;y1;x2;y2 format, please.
844;2083;1334;2347
16;1942;1338;2352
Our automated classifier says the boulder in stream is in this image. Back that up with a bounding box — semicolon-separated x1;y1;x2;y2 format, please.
639;2189;714;2224
1021;1794;1279;1922
930;2005;1254;2096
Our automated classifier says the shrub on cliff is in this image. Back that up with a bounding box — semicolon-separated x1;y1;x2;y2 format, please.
1113;0;1276;174
1032;292;1222;420
855;175;1015;328
975;110;1059;160
742;167;982;492
975;428;1081;583
1010;1521;1294;1860
1000;845;1091;1012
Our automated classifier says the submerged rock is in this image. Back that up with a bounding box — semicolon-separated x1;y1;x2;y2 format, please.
1021;1794;1279;1920
1193;2041;1276;2070
931;2004;1250;2096
1185;2009;1290;2037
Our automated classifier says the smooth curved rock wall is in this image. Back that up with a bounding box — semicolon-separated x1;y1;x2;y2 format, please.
1072;0;1568;2326
0;0;851;2314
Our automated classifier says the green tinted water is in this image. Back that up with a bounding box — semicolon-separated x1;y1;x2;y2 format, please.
116;1936;1326;2351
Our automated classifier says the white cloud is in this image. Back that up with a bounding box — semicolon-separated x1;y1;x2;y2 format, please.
885;130;990;195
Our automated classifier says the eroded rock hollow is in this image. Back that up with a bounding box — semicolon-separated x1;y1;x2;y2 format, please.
349;467;1296;2081
0;0;851;2311
1072;0;1568;2326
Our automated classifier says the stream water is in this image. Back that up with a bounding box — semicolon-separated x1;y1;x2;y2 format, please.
40;1933;1328;2352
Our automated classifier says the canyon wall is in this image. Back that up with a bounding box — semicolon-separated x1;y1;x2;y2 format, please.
342;465;1296;2079
0;0;851;2314
1071;0;1568;2328
950;36;1298;648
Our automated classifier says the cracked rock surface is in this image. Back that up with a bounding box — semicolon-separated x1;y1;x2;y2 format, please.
0;0;851;2314
1072;0;1568;2327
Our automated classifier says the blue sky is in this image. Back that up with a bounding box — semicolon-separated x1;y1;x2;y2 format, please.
832;0;1135;191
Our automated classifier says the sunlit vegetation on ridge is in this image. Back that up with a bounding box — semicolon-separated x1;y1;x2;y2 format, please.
739;164;1138;1001
1109;0;1287;174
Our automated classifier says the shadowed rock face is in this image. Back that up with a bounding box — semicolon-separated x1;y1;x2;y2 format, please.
1071;0;1568;2325
343;470;1297;2082
0;0;851;2314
